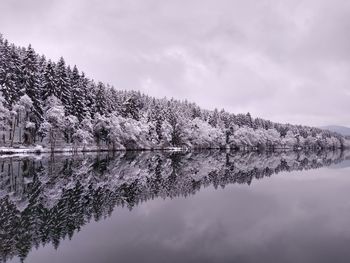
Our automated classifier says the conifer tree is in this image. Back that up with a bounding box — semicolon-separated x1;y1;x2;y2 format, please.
70;65;85;120
208;108;219;127
81;73;95;117
0;41;22;106
21;45;43;122
55;57;71;111
42;61;57;100
121;93;141;121
94;82;107;116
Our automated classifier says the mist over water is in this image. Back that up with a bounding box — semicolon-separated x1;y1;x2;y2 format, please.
1;150;350;263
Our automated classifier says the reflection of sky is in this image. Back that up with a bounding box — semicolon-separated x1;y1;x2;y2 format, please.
19;167;350;263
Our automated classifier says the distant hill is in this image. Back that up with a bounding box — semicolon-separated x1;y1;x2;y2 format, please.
321;125;350;136
328;160;350;169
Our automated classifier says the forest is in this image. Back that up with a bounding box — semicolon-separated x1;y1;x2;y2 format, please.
0;34;349;152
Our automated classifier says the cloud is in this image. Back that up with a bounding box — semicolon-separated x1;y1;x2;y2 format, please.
1;0;349;126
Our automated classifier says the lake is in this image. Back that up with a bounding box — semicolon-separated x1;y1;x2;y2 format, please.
1;150;350;263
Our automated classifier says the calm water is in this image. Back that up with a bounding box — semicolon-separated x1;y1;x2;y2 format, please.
1;150;350;263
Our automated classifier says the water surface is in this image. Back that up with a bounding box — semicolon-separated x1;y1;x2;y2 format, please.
1;150;350;263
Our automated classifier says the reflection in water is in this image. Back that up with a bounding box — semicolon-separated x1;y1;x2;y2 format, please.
0;150;349;262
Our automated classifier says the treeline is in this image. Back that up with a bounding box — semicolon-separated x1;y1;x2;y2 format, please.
0;34;349;151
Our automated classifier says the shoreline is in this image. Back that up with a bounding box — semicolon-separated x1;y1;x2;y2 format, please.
0;145;347;156
0;145;188;155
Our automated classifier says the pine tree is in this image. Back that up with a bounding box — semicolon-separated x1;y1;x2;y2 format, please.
55;57;71;112
81;73;95;117
191;105;202;119
0;41;22;106
65;66;73;114
69;65;85;120
246;112;253;128
21;45;43;125
121;92;141;121
208;108;219;127
148;100;164;141
106;86;119;113
42;61;57;100
166;104;183;146
0;35;7;86
94;82;107;116
234;113;247;127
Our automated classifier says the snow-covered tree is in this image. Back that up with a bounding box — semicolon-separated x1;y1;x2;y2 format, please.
121;92;142;121
92;113;109;146
21;44;42;121
0;42;22;106
72;129;93;151
63;115;79;143
106;114;125;150
42;60;57;100
0;34;349;151
94;82;107;116
281;131;297;149
147;100;164;142
72;114;94;150
166;108;184;147
20;45;47;143
0;91;10;144
55;57;71;111
10;94;33;146
69;66;86;120
40;96;65;151
183;118;225;148
208;108;219;127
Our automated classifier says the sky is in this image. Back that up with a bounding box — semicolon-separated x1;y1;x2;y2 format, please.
1;0;349;127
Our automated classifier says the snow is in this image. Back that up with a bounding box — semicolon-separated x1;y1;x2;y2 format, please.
1;34;350;154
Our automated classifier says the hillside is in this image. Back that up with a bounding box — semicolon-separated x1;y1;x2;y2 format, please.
0;33;349;152
321;125;350;136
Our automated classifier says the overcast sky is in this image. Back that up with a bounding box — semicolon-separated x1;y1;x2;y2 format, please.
1;0;349;127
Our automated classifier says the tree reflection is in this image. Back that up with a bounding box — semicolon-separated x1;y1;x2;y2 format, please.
0;150;349;262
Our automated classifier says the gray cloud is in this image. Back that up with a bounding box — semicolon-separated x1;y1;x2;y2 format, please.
1;0;349;126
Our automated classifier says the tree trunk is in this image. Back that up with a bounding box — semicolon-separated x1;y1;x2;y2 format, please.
50;130;55;153
10;116;16;147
